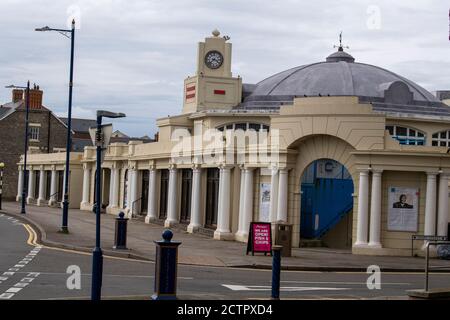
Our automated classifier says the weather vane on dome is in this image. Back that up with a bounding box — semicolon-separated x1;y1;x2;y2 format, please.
334;31;349;51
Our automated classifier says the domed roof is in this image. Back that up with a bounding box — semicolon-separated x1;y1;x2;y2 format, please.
249;49;438;103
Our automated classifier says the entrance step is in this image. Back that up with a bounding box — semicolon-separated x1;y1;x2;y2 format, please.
299;239;326;248
197;227;214;238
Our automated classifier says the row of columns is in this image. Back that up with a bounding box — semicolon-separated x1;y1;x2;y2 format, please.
17;167;61;206
355;170;449;248
80;163;290;241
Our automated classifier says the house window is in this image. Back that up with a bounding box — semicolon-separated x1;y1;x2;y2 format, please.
29;126;40;141
432;130;450;147
386;125;425;145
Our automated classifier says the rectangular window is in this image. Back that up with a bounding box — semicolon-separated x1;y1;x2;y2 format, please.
396;126;407;136
29;126;40;141
159;169;169;219
180;169;193;223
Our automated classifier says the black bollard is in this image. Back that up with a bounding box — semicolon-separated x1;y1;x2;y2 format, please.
113;212;128;250
271;245;282;300
152;229;181;300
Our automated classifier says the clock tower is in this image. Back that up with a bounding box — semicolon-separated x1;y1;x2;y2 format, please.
182;30;242;114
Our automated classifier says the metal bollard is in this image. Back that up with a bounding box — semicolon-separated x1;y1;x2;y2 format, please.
113;212;128;250
271;245;282;300
152;229;181;300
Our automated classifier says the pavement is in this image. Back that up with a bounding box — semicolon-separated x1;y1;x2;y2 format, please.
1;201;450;272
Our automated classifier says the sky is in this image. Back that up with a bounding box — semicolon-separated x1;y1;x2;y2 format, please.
0;0;449;137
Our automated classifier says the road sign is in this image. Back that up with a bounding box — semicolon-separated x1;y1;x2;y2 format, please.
89;123;113;149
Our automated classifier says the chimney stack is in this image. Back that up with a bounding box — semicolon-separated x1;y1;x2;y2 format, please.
12;89;24;103
29;84;43;109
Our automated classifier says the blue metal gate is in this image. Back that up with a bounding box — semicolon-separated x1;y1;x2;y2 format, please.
300;160;354;239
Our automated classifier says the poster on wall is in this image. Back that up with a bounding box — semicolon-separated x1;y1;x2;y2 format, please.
387;187;419;232
259;183;271;222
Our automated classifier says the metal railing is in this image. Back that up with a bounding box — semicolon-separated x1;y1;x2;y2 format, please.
424;241;450;291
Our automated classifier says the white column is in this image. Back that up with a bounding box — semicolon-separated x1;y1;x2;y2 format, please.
111;167;120;208
276;168;288;222
424;172;437;242
214;166;232;239
368;170;382;248
187;167;202;232
48;168;57;206
355;170;369;246
17;167;24;201
239;168;254;241
27;168;35;203
438;173;449;237
81;166;91;206
129;169;139;217
37;168;46;206
125;169;132;212
107;167;116;210
165;166;178;227
269;167;279;223
236;167;247;238
145;168;158;223
60;168;67;208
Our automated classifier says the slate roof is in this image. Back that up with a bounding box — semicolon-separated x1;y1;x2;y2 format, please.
236;49;449;118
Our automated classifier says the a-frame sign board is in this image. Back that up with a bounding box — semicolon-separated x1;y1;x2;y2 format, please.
246;222;272;256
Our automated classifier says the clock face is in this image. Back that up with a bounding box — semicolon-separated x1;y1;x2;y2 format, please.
204;50;223;69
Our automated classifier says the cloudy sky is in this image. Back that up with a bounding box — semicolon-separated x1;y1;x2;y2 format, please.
0;0;449;137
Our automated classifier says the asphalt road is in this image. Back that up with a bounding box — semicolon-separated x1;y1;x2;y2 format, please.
1;213;449;300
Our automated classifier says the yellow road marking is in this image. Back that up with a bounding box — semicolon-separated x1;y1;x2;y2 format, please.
20;223;152;263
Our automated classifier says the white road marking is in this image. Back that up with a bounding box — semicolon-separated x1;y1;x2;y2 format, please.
222;284;350;292
0;243;41;300
280;280;411;286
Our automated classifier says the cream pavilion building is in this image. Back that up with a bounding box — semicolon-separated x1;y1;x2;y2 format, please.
18;31;450;256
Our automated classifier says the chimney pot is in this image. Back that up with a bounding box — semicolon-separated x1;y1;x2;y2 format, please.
29;86;43;109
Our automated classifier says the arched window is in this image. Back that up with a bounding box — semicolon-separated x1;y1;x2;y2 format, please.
386;125;425;145
431;130;450;147
216;122;269;132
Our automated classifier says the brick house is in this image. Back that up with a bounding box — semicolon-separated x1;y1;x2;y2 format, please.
0;85;68;200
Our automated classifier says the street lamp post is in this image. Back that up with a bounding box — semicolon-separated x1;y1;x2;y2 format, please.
36;20;76;233
91;110;126;301
5;82;30;214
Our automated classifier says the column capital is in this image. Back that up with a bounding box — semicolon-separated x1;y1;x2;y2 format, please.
192;164;202;172
372;169;383;175
168;163;177;171
219;164;233;171
359;169;369;176
439;171;450;178
51;165;56;171
426;171;439;178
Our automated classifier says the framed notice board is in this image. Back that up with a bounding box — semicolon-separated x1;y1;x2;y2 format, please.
246;222;272;256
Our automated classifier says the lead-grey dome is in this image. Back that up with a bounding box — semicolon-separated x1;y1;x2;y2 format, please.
247;49;438;103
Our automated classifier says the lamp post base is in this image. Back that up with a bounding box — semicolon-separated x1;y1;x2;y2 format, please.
58;227;69;234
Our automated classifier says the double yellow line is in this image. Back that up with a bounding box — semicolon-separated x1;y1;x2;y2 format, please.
20;223;152;263
22;223;39;247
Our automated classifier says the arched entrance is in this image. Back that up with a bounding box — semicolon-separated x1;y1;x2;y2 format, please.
300;159;354;248
290;134;359;249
